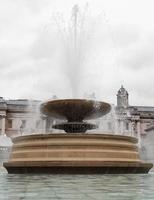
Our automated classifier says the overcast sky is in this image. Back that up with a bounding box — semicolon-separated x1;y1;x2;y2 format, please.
0;0;154;106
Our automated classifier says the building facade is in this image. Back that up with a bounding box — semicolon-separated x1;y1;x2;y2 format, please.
115;86;154;144
0;98;46;138
0;87;154;139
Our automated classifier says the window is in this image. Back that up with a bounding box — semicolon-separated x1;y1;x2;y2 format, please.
125;122;129;130
36;120;40;129
108;122;112;130
20;120;26;129
8;119;13;128
118;120;120;128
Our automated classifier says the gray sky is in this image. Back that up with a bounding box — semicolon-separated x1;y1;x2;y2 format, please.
0;0;154;106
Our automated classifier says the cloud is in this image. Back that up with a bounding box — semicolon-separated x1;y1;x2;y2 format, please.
118;32;154;70
111;24;141;49
0;0;154;106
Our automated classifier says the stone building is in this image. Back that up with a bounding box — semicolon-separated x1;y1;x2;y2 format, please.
0;87;154;140
0;98;46;138
115;86;154;144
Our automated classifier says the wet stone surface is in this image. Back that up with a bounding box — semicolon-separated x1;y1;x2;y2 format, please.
0;168;154;200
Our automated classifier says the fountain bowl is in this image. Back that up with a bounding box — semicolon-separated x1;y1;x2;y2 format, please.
41;99;111;122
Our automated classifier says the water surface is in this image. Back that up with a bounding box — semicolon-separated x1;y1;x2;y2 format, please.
0;168;154;200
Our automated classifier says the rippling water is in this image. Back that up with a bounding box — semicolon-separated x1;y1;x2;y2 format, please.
0;168;154;200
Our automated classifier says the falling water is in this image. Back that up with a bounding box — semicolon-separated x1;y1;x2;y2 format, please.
111;104;123;135
23;100;44;135
53;4;89;98
51;3;114;99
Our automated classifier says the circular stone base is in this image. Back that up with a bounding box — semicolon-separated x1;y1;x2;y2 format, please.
3;133;153;174
4;161;153;174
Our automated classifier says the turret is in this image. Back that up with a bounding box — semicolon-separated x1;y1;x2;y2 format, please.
117;85;129;108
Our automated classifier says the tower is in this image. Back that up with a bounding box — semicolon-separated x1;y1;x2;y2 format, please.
117;85;129;108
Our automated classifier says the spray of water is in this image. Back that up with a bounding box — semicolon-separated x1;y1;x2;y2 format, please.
110;104;119;134
20;100;44;135
53;4;90;98
30;4;122;133
32;3;117;99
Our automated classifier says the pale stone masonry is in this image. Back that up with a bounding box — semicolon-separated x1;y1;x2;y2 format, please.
0;98;46;137
0;87;154;140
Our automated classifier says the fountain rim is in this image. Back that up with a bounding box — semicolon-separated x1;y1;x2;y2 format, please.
41;98;110;104
11;133;138;143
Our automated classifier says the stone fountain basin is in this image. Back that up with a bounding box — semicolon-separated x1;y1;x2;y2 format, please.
41;99;111;122
3;134;153;174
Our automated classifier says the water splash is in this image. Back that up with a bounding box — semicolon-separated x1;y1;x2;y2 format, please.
32;4;117;99
0;135;12;147
110;104;119;134
93;100;101;111
20;100;44;135
53;4;90;98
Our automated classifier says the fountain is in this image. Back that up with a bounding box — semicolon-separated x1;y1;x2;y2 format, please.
3;5;153;173
3;98;153;173
41;99;110;133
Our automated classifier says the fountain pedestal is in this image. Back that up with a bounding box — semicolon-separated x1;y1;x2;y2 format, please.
3;99;153;173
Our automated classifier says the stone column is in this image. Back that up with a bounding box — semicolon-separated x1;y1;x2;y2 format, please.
130;122;133;136
128;122;132;136
114;119;118;135
137;121;141;147
121;120;124;135
118;120;121;134
1;116;6;135
42;119;46;134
